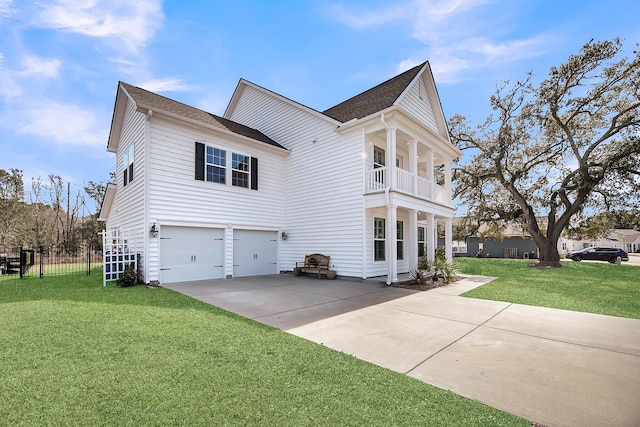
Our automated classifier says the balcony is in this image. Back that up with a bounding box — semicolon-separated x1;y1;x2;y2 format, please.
365;167;451;205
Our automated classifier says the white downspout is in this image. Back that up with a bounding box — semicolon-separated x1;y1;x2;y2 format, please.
381;113;391;208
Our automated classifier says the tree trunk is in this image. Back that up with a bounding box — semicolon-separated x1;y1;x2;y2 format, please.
532;239;562;268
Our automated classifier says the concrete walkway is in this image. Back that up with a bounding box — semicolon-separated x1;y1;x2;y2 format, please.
163;274;640;427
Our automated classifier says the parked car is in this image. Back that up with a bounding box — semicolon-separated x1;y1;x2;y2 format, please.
568;247;629;263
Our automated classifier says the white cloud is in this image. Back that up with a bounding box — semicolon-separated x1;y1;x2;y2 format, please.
0;53;22;97
325;3;409;29
195;93;230;116
17;54;61;78
36;0;164;53
4;102;108;147
137;78;193;93
0;52;62;98
327;0;552;84
396;58;424;74
467;36;552;63
0;0;13;17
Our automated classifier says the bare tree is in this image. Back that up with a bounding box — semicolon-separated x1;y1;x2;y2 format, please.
0;169;26;249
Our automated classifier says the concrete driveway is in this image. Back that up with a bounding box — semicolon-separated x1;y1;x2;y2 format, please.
163;274;640;427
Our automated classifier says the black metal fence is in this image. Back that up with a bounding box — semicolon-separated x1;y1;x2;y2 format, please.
0;245;102;280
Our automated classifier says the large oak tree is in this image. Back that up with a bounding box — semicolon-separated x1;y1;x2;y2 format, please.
449;39;640;267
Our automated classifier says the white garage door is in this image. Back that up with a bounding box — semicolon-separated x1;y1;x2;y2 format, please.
160;226;224;283
233;230;278;277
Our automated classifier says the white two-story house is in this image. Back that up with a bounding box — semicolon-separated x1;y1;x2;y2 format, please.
99;61;462;284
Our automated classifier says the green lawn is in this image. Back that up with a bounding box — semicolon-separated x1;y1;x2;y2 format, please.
0;271;527;426
457;257;640;319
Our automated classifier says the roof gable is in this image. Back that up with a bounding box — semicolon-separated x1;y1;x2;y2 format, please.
108;82;286;152
224;78;341;125
322;62;426;122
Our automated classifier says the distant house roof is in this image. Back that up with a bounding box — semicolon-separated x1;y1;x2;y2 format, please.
119;82;285;150
322;62;426;122
610;229;640;242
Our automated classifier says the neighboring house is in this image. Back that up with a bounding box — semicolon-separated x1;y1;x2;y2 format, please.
449;220;539;259
99;62;462;284
560;229;640;254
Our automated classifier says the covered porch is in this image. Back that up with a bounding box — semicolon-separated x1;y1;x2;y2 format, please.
365;199;455;284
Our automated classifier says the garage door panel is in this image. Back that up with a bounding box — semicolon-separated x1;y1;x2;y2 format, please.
160;226;224;283
233;230;278;277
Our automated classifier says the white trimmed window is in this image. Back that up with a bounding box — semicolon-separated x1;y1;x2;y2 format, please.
123;143;134;186
418;226;426;257
397;221;404;260
452;240;467;254
206;146;226;184
374;217;385;261
373;146;385;168
195;142;258;190
232;152;249;188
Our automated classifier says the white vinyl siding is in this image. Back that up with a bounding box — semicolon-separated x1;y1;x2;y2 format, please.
399;78;437;132
106;99;146;278
227;84;365;277
146;115;286;281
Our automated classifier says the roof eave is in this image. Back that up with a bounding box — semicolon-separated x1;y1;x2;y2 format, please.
98;182;117;222
135;104;290;154
334;106;397;133
106;83;136;153
336;106;463;158
392;62;430;107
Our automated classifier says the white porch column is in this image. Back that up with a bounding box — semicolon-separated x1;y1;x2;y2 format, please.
444;217;453;262
426;149;434;199
387;204;398;284
444;161;452;204
386;127;397;190
409;209;418;270
409;139;418;196
426;213;435;262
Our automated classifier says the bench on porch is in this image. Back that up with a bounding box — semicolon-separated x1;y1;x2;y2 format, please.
294;254;334;279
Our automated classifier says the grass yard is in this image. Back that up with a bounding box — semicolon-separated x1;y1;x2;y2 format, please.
0;271;527;426
456;258;640;319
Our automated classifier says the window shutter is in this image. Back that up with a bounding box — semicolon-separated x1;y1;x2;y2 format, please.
250;157;258;190
195;142;205;181
123;169;128;187
128;163;134;184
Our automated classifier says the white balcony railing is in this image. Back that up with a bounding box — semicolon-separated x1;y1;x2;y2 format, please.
396;168;413;194
433;184;450;204
365;167;450;205
417;176;430;199
366;167;386;192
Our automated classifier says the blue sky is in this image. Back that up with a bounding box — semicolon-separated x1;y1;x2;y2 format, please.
1;0;638;212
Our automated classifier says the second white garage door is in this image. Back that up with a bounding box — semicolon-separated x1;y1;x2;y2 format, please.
160;226;224;283
233;230;278;277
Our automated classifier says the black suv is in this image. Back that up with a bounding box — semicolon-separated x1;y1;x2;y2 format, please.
568;247;629;263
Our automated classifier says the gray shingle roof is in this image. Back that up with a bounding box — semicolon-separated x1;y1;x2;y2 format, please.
322;62;425;123
120;82;285;150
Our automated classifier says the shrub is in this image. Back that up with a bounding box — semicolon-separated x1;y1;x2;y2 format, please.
432;258;458;284
418;256;432;271
116;266;142;287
